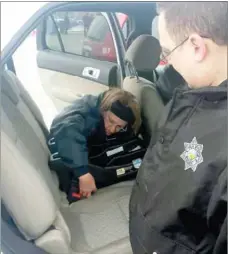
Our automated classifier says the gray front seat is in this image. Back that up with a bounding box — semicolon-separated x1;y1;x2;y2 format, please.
123;35;164;141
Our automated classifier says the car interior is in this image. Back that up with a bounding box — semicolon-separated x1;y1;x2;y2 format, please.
35;2;159;111
1;2;167;254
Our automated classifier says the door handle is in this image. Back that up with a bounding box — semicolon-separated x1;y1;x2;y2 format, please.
82;67;100;79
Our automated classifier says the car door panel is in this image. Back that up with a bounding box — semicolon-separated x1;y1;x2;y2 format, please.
37;50;118;85
37;67;110;111
36;11;122;112
37;50;118;110
37;50;117;111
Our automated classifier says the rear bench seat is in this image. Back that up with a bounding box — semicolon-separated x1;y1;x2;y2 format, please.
1;70;134;254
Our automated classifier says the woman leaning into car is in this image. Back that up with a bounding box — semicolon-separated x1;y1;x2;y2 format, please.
47;88;141;199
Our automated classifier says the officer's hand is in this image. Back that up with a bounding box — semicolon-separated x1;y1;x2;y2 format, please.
79;173;97;198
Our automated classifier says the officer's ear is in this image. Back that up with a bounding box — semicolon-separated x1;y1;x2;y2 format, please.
189;33;207;62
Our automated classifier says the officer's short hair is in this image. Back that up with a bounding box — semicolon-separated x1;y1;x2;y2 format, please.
157;2;228;45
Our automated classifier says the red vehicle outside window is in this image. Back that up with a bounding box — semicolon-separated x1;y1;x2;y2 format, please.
82;13;128;62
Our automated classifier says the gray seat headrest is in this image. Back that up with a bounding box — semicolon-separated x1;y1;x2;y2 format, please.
125;35;161;71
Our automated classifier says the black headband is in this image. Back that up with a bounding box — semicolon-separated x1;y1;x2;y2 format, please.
110;100;135;126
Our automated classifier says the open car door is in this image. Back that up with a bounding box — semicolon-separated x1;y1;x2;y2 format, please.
36;9;126;111
35;2;156;113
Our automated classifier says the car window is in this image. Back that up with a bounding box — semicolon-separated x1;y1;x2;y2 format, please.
46;16;62;51
45;11;118;63
87;15;109;42
115;13;129;40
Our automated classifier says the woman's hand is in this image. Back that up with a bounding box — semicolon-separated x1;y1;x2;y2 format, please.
79;173;97;198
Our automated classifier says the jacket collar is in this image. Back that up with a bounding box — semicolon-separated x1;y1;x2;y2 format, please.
183;79;227;101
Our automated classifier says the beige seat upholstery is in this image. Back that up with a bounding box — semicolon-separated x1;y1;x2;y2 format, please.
123;35;164;139
125;34;161;74
1;70;133;254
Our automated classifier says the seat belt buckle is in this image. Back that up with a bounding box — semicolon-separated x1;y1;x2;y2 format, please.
72;192;81;199
68;178;81;204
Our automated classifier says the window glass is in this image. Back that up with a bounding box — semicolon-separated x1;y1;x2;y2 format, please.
87;15;109;42
45;12;117;62
46;16;62;51
116;13;129;40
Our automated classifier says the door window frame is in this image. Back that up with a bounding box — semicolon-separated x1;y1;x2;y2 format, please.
109;12;126;85
39;11;125;86
103;12;125;84
1;3;128;86
43;12;122;64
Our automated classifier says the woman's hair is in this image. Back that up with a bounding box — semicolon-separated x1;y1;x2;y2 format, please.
100;88;142;134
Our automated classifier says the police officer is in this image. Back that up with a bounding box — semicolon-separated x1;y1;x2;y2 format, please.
129;2;227;254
